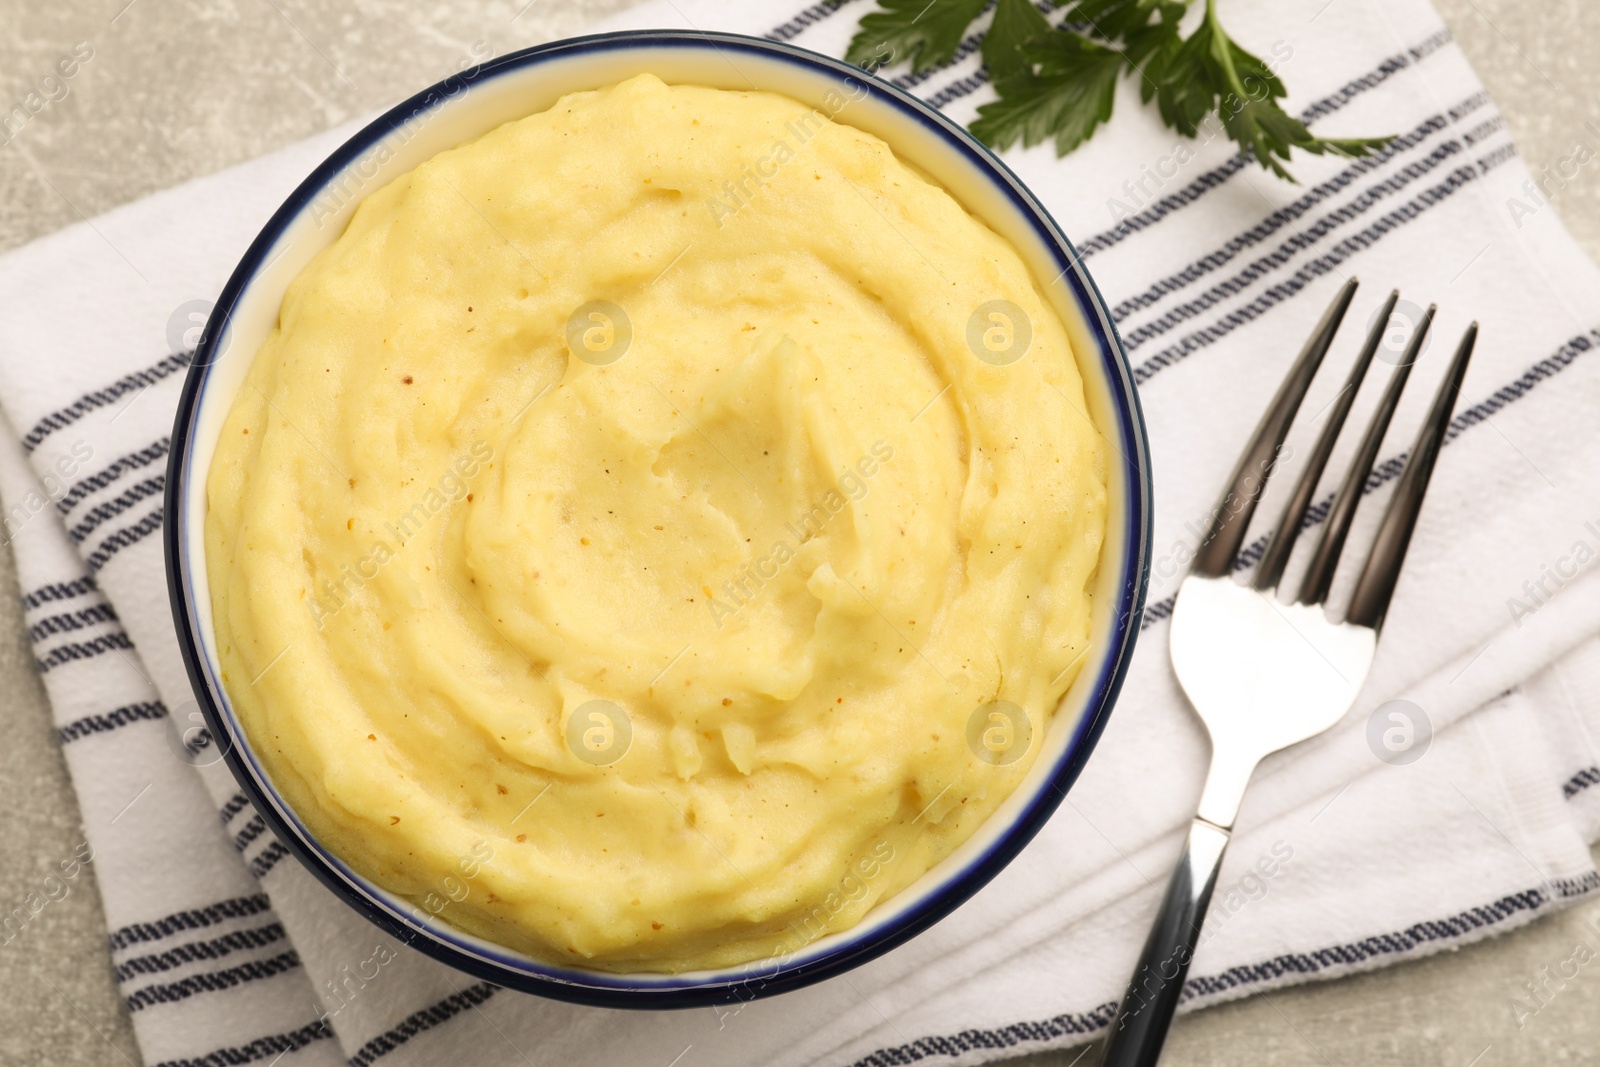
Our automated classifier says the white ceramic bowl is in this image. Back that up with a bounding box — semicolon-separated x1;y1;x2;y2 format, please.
164;29;1153;1008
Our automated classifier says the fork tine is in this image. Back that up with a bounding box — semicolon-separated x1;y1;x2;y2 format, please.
1252;290;1399;592
1296;304;1436;607
1344;322;1478;629
1191;277;1359;579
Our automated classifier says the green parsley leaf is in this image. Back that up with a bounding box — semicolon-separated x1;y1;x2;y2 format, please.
974;0;1181;157
1143;12;1225;136
983;0;1053;88
845;0;990;74
1115;1;1186;69
971;31;1126;155
1149;1;1392;181
1061;0;1182;50
848;0;1392;181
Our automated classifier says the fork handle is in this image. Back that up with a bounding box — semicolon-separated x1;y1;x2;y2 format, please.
1099;818;1232;1067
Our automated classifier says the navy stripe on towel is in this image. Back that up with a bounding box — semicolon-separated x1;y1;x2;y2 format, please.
849;1003;1120;1067
1184;876;1600;1003
248;842;292;880
1121;107;1489;353
67;474;165;546
56;437;170;516
36;631;134;674
233;816;272;854
146;1020;332;1067
1132;149;1514;386
850;874;1594;1066
764;0;856;42
27;601;119;644
109;894;274;952
124;949;301;1012
20;576;97;612
1110;112;1463;322
115;922;289;983
1562;767;1600;799
22;353;189;454
82;505;163;575
1077;28;1455;258
348;983;499;1066
58;701;168;744
219;793;253;824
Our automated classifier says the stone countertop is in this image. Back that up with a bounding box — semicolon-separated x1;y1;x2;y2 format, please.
0;0;1595;1063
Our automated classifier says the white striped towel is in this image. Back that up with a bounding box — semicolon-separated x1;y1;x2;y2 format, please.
5;0;1600;1065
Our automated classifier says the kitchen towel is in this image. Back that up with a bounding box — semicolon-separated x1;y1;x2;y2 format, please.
5;0;1600;1065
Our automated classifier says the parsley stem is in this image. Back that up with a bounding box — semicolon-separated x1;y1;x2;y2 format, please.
1205;0;1248;101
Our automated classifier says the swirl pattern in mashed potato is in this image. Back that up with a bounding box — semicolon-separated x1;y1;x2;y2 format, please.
206;73;1107;972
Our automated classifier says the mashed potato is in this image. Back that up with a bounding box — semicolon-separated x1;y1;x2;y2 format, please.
206;73;1106;972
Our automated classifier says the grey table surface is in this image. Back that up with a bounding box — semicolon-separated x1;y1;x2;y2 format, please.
1;1;1597;1064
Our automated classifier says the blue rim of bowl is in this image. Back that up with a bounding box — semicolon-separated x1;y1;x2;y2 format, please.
163;28;1152;1010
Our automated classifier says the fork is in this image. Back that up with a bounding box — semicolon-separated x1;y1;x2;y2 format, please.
1098;277;1478;1067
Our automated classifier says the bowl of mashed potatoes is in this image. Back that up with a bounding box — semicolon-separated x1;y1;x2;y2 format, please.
164;29;1152;1007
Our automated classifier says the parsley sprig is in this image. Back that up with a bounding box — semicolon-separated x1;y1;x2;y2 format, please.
846;0;1393;182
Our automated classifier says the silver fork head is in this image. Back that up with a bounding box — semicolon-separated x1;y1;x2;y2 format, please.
1169;280;1477;828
